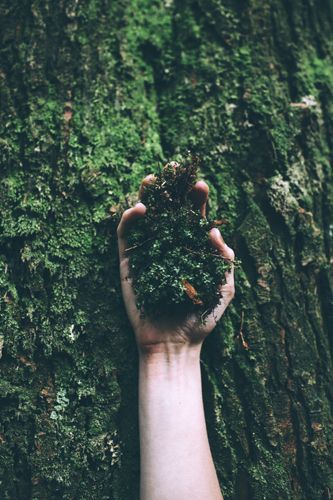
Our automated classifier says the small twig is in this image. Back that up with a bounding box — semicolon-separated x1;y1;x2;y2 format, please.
184;247;204;257
125;237;154;253
200;308;210;323
238;311;249;350
213;218;229;226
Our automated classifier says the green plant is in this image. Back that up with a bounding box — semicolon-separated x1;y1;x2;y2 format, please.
126;154;233;319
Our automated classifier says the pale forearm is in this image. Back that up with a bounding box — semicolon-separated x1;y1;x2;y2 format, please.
139;346;223;500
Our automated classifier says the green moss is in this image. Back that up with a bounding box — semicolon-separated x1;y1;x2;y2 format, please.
127;155;231;318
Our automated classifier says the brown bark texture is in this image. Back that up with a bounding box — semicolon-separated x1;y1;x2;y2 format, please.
0;0;333;498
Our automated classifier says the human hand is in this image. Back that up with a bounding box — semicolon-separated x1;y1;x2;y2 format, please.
117;174;235;356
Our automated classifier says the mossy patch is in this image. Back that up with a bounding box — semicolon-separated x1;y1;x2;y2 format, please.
126;154;232;318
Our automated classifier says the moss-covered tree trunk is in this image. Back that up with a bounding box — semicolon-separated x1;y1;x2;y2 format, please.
1;1;333;498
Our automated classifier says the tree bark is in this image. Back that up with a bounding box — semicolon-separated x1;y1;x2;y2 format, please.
0;1;332;498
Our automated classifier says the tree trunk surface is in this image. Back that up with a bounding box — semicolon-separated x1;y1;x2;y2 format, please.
1;1;333;498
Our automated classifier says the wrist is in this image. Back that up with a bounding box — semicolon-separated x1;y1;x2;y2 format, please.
138;340;202;360
138;342;202;376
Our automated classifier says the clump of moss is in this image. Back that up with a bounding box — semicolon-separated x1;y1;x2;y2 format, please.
126;154;232;319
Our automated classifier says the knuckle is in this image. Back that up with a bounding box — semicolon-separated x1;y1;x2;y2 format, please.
224;283;235;299
120;257;129;268
228;248;235;261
